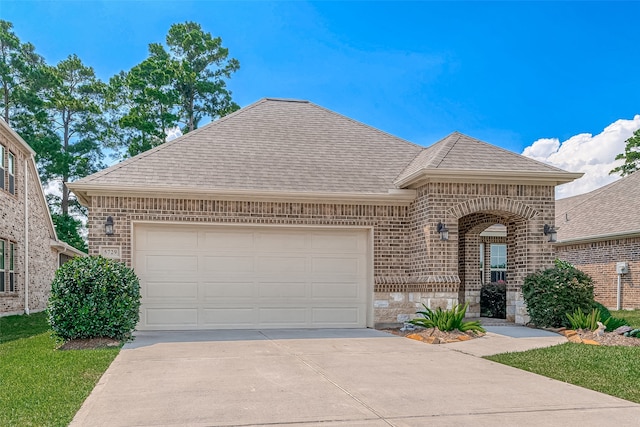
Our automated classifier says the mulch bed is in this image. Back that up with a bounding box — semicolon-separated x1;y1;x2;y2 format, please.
57;337;121;350
381;327;485;344
561;329;640;347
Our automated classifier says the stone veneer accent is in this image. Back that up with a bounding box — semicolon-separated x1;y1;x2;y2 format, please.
556;237;640;309
0;126;59;316
88;180;558;326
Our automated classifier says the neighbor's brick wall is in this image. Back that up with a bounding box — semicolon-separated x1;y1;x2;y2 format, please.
0;127;58;315
556;237;640;309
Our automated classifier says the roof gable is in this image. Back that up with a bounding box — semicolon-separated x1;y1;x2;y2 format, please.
395;132;581;187
556;171;640;242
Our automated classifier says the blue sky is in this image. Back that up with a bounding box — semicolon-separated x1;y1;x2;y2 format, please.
2;1;639;196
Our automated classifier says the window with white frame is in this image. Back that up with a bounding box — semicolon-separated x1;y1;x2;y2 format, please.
8;151;15;195
9;242;15;292
490;243;506;283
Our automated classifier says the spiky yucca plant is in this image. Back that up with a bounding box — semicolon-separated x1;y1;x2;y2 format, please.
409;302;485;333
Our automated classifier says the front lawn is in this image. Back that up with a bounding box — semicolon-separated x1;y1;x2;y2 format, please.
487;343;640;404
0;312;119;427
611;309;640;328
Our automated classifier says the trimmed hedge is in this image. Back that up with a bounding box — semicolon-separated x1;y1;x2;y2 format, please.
48;256;141;341
522;259;594;328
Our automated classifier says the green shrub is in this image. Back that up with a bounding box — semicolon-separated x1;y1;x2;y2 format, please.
522;259;594;328
480;282;506;318
603;316;629;332
48;256;141;341
593;301;611;320
409;303;485;333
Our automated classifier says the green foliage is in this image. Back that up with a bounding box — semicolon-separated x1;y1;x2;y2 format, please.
593;301;611;321
51;212;87;252
625;329;640;338
611;309;640;328
604;316;630;332
566;308;601;330
522;260;594;328
48;256;141;341
409;303;486;333
480;282;506;318
610;128;640;177
0;318;118;426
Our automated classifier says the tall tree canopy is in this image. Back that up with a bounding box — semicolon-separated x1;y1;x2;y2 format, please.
40;54;106;216
611;128;640;177
109;21;239;157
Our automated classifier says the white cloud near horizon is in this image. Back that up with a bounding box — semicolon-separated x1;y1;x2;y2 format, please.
522;115;640;199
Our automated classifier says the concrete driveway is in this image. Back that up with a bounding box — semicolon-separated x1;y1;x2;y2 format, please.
71;329;640;427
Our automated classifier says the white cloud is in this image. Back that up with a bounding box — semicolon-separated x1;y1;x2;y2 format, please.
166;126;183;141
522;115;640;199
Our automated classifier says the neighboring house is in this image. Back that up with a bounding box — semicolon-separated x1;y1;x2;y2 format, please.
556;171;640;310
68;98;581;330
0;119;83;317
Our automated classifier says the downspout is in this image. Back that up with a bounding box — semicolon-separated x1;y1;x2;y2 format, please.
24;157;29;314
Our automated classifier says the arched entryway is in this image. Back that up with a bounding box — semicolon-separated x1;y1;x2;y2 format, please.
448;197;544;323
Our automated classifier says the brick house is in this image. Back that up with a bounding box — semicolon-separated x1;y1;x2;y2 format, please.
0;119;84;316
69;98;581;330
556;171;640;309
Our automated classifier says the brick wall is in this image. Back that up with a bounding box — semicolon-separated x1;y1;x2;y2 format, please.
556;237;640;309
0;127;58;316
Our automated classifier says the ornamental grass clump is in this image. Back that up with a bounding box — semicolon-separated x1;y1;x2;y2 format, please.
48;256;141;342
566;307;629;332
409;302;485;333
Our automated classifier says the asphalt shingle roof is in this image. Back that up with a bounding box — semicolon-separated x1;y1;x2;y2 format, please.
556;171;640;242
76;98;423;194
395;132;568;185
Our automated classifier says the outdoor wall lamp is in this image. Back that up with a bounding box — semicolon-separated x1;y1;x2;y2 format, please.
437;222;449;241
105;216;114;236
543;224;557;243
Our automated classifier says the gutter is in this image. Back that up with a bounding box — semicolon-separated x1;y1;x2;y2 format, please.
555;230;640;246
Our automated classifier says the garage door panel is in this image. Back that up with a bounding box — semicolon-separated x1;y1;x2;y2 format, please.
311;307;361;325
312;257;362;275
311;282;359;299
144;308;198;328
202;282;255;299
255;232;307;250
135;225;370;330
202;308;256;327
257;256;307;274
259;307;307;324
258;282;307;298
201;231;254;250
311;233;361;252
146;255;198;272
146;280;198;300
139;229;199;251
203;256;255;273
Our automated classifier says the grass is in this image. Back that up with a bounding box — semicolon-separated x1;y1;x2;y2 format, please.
611;309;640;328
0;312;120;427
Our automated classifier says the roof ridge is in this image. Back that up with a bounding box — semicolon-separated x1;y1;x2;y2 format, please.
431;132;462;168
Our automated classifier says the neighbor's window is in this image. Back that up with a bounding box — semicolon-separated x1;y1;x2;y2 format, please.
490;243;506;283
0;146;4;190
0;240;5;292
8;151;15;195
9;242;15;292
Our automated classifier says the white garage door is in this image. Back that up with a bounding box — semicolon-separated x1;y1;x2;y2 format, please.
134;224;370;330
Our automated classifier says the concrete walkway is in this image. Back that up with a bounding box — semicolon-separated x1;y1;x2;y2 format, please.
71;328;640;427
